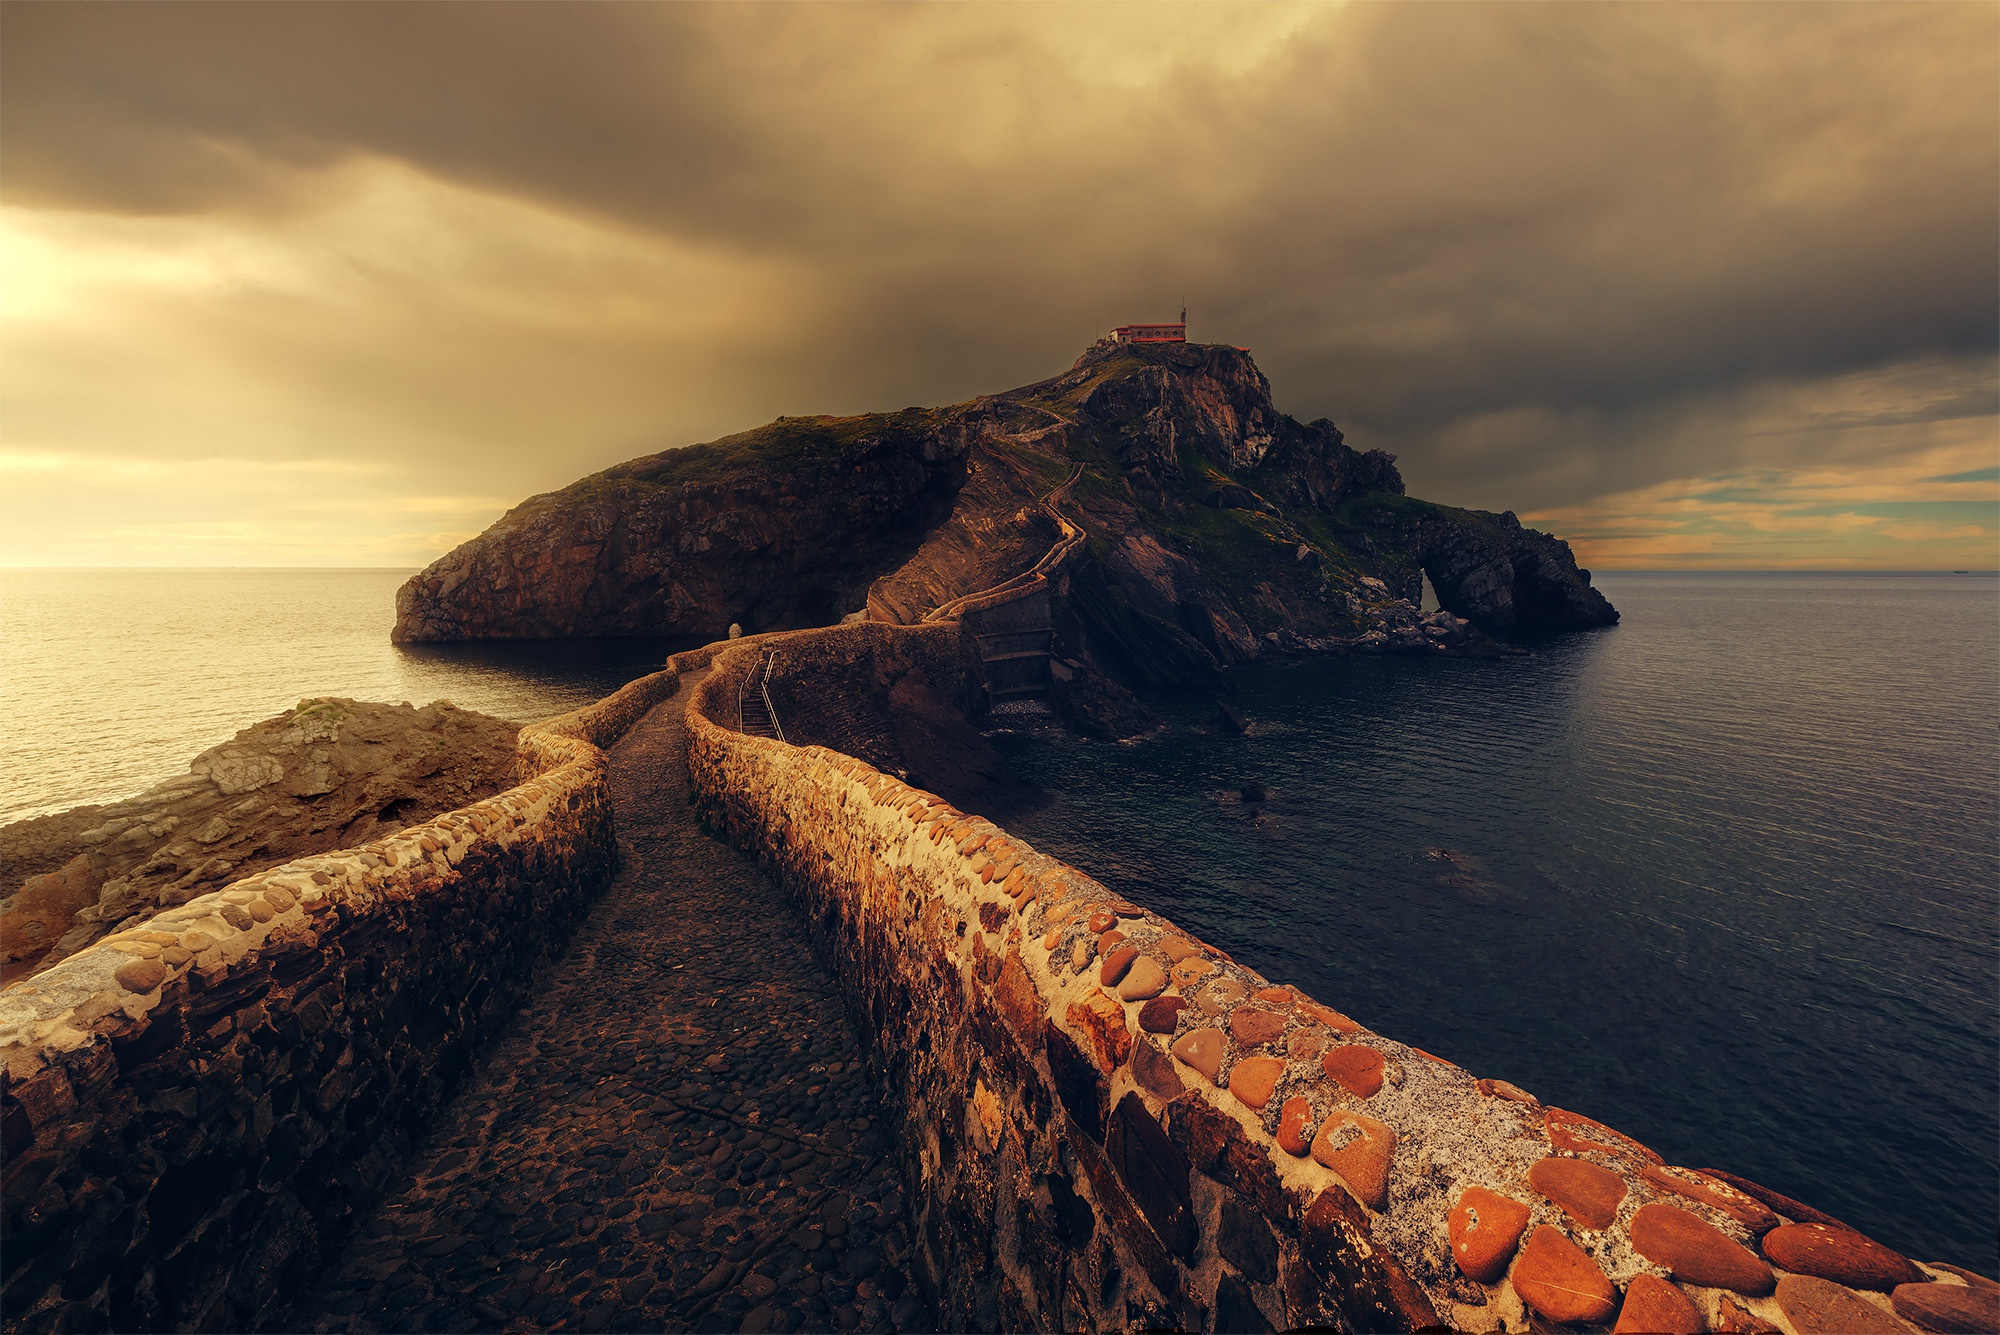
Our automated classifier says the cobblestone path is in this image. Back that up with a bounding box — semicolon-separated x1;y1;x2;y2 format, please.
304;674;928;1335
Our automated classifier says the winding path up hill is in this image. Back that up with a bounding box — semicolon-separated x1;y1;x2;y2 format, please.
393;342;1617;707
300;672;928;1335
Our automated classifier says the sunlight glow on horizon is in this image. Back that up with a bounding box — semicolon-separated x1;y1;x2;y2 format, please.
2;4;1993;571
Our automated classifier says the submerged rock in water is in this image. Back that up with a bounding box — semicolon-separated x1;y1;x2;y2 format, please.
1;697;520;982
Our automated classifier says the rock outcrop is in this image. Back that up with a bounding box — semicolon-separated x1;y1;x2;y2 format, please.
0;698;519;981
393;340;1617;693
393;412;978;642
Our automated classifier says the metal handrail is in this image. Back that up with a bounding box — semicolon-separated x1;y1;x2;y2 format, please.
735;648;788;743
760;653;786;746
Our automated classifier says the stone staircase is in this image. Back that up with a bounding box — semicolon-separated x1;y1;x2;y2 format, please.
737;651;785;740
926;465;1085;704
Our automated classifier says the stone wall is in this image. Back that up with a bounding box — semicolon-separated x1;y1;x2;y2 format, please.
757;621;979;763
0;658;703;1332
688;631;1996;1335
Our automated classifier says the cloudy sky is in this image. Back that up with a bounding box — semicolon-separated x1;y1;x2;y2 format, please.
3;2;1994;569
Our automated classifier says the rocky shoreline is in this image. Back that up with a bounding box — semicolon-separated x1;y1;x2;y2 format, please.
1;698;519;984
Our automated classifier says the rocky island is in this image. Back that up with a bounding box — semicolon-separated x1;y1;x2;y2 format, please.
6;342;1987;1335
394;341;1615;732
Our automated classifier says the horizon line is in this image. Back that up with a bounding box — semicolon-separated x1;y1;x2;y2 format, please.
2;564;1993;574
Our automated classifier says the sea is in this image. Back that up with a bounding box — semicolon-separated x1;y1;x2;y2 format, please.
0;569;691;825
3;567;1995;1270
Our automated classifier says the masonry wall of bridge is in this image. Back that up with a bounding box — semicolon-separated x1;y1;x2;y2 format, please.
688;630;1993;1335
0;653;720;1332
3;620;1990;1335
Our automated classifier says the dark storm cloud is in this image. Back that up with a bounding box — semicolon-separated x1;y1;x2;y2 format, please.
3;2;1993;562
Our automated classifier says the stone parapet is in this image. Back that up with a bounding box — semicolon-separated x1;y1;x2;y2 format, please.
0;660;700;1331
687;629;1991;1335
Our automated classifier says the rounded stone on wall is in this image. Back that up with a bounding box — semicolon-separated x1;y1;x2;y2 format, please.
1612;1274;1704;1335
1447;1186;1529;1283
1169;1028;1224;1084
1629;1202;1775;1296
113;958;168;993
1527;1156;1627;1230
1512;1225;1616;1325
1760;1223;1924;1292
1309;1111;1395;1211
1775;1275;1916;1335
1891;1280;2000;1334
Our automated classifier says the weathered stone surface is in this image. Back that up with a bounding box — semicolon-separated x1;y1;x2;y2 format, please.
1295;1000;1360;1033
1297;1187;1443;1334
111;957;167;993
1099;944;1140;986
1613;1274;1704;1335
1196;977;1248;1013
1512;1225;1617;1325
1218;1192;1279;1286
1226;1056;1285;1110
994;949;1043;1039
1066;987;1133;1072
1642;1163;1780;1233
1528;1155;1628;1230
1131;1037;1187;1103
1117;956;1167;1000
1227;1006;1286;1047
1776;1275;1918;1334
1922;1265;1998;1294
1213;1271;1275;1334
1447;1185;1529;1283
1048;1021;1110;1143
1138;995;1187;1033
1717;1295;1785;1333
1630;1202;1776;1295
1310;1111;1395;1211
1891;1280;2000;1333
1475;1077;1537;1105
1275;1096;1315;1158
1170;1028;1225;1084
1321;1045;1384;1098
1108;1093;1196;1263
1761;1223;1925;1291
1168;1093;1288;1225
1546;1107;1661;1164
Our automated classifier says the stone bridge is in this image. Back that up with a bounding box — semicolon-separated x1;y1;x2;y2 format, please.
2;627;1992;1335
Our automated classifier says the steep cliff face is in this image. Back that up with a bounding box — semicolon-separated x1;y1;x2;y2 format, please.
393;340;1616;677
394;411;979;641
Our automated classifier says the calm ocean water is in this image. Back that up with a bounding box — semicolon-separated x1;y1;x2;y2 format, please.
990;571;1999;1271
0;569;689;824
4;568;1995;1269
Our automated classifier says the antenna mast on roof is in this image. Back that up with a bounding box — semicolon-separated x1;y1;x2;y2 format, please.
1181;297;1187;326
